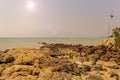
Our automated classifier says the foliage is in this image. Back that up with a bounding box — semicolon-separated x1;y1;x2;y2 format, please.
115;36;120;48
112;27;120;37
112;27;120;48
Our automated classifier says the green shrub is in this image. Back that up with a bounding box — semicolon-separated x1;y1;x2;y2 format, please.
115;36;120;48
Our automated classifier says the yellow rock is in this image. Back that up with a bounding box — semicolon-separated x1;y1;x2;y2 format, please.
98;39;115;48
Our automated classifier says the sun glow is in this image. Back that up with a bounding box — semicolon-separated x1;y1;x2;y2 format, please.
26;1;36;10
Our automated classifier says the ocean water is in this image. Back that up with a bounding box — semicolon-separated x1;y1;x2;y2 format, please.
0;38;114;50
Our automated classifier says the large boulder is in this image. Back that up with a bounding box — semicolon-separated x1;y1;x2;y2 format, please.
2;65;41;80
14;51;44;65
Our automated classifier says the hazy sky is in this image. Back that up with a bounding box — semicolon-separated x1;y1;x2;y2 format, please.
0;0;120;37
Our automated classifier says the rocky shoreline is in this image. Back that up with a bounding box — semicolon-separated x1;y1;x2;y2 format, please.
0;42;120;80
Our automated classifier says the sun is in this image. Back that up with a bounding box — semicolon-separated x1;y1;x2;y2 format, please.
26;1;35;10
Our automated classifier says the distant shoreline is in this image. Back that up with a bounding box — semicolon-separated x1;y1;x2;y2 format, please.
0;37;114;50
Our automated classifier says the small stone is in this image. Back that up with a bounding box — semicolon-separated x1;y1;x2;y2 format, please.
57;56;63;59
91;59;97;65
112;65;120;69
83;65;91;72
62;55;69;59
95;64;103;71
75;61;82;65
86;75;103;80
3;49;9;53
109;71;119;80
32;68;40;76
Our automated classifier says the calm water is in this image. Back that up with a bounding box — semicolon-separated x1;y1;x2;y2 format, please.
0;38;113;50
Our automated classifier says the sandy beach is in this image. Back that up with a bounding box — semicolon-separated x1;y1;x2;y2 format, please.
0;42;120;80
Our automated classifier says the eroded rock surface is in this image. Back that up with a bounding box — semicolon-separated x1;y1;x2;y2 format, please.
0;43;120;80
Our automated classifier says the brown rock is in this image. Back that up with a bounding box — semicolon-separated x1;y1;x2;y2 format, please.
3;55;15;63
14;52;44;65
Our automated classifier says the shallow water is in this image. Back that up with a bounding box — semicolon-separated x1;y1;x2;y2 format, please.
0;37;114;50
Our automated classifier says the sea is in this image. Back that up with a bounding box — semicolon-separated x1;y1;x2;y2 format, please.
0;37;114;50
